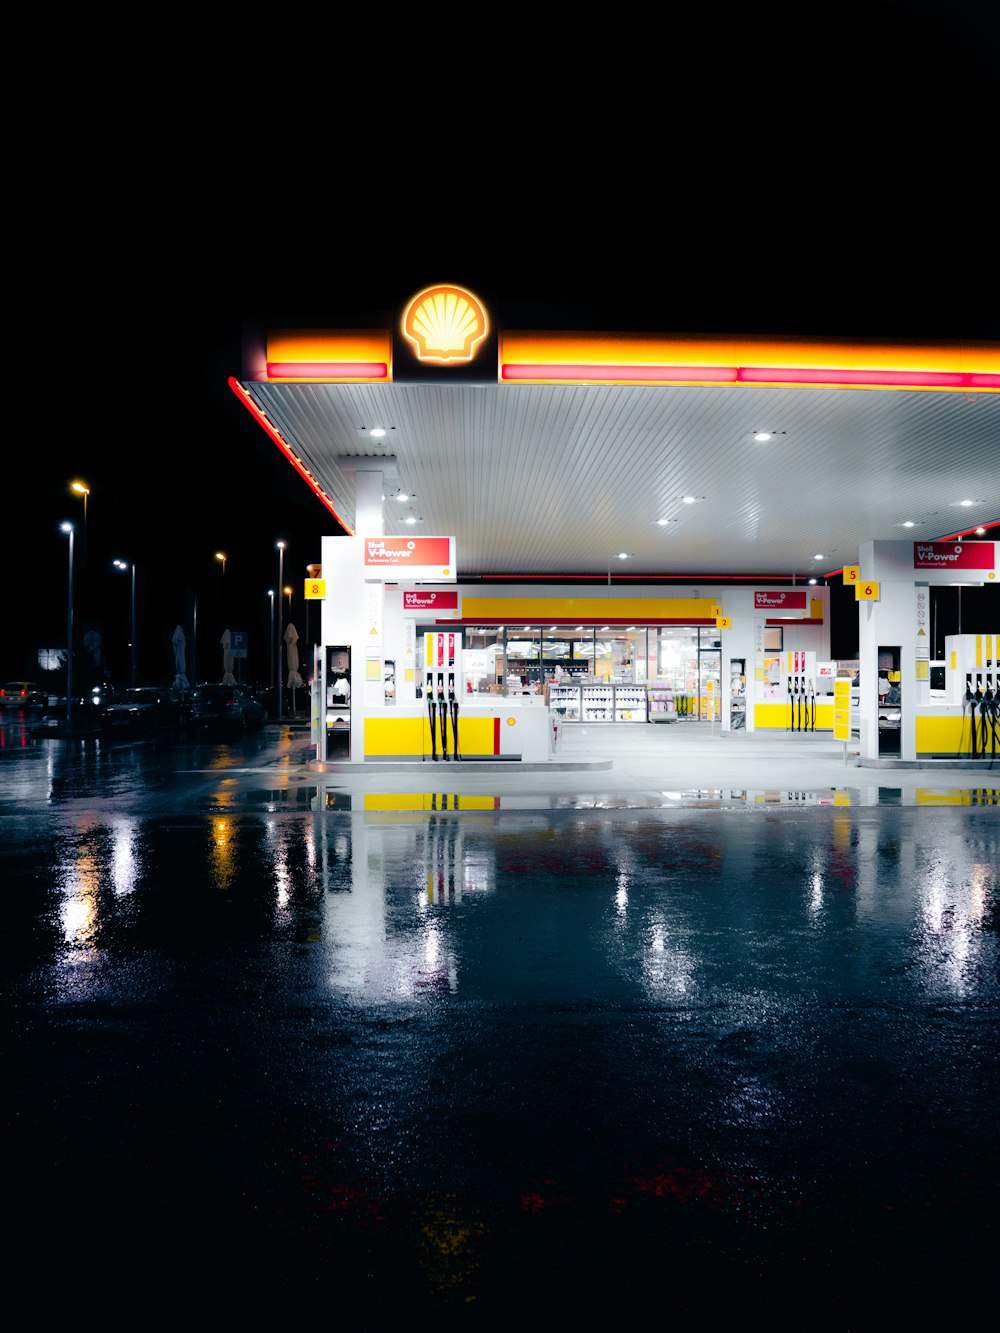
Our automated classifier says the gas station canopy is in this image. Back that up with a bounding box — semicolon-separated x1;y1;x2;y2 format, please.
231;289;1000;581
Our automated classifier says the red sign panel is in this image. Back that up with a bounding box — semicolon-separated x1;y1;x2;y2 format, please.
913;541;995;570
364;536;452;567
754;590;808;612
403;591;458;611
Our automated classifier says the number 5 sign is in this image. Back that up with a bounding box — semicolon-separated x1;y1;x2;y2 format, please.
855;581;880;601
843;565;860;584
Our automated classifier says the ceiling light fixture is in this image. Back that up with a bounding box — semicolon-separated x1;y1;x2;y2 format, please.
369;427;386;438
902;521;915;527
753;431;771;442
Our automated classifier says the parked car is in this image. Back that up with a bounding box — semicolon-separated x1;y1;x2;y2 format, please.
75;682;120;714
101;686;183;733
182;682;266;733
1;681;46;709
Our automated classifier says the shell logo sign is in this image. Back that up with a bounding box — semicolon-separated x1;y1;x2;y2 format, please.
402;284;489;363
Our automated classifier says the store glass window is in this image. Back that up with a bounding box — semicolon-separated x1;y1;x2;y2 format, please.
462;626;504;693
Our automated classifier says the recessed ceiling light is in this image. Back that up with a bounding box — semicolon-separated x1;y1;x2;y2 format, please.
960;499;975;506
753;432;771;442
656;518;669;526
369;427;386;438
902;521;915;527
975;526;986;534
808;577;817;585
813;554;824;560
682;496;697;504
617;551;630;560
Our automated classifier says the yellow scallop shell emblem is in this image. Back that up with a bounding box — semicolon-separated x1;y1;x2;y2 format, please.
402;284;489;363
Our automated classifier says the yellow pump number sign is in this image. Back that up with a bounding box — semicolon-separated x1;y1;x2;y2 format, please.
855;581;880;601
304;579;326;599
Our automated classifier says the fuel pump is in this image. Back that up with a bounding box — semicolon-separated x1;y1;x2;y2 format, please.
437;670;449;759
425;635;438;761
806;672;816;731
425;630;464;761
944;633;999;758
447;632;461;761
783;651;818;732
427;676;438;760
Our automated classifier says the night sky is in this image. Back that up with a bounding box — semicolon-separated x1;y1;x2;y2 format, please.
8;0;996;688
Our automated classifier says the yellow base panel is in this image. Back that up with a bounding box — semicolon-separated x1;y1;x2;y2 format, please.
364;715;498;758
915;714;984;756
754;703;834;730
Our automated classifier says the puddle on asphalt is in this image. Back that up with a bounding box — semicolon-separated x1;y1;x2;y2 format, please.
240;785;1000;812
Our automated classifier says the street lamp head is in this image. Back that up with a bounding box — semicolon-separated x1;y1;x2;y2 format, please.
113;559;127;570
277;540;286;551
60;521;74;534
71;481;90;496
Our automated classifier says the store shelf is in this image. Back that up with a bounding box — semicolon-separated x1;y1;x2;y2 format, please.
647;684;677;722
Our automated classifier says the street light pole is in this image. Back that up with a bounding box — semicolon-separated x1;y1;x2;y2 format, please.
113;560;137;687
268;591;275;690
61;523;75;726
277;541;286;720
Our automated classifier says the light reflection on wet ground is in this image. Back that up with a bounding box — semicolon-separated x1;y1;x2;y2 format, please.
242;783;1000;813
3;720;999;1319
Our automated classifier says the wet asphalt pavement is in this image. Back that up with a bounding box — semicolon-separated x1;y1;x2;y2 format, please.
3;714;998;1323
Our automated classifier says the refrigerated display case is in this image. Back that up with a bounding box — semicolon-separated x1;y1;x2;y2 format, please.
581;684;614;721
613;685;647;721
551;684;650;722
548;683;581;720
